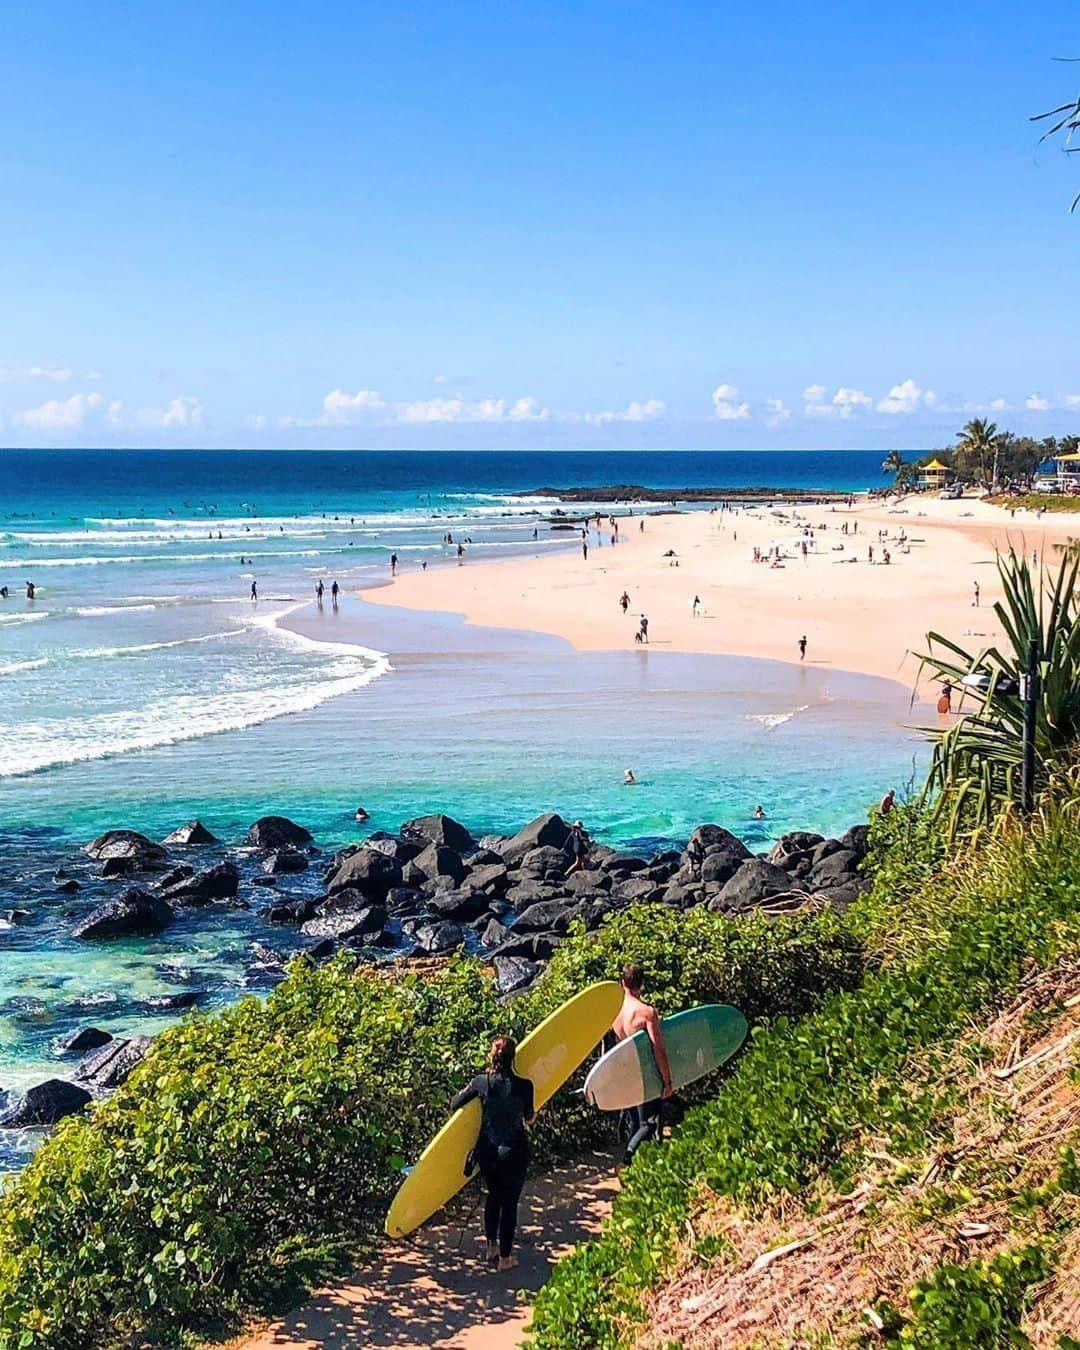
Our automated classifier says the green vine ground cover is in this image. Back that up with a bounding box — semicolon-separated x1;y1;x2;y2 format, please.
0;901;860;1348
527;802;1080;1347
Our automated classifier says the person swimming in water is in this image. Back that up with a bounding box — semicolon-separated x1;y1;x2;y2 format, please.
624;768;637;785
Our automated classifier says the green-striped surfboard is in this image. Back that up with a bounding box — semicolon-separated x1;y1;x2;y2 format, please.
583;1003;747;1110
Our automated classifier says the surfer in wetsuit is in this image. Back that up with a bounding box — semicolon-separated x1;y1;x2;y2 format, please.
611;964;672;1175
451;1036;535;1271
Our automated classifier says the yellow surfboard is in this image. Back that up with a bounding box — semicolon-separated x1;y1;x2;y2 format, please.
385;980;622;1237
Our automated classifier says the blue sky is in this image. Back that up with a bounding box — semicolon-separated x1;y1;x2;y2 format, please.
1;1;1077;450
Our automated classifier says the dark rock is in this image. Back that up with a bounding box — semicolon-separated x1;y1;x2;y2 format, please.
488;898;513;918
304;938;337;961
685;824;752;866
401;814;474;854
505;879;562;909
301;906;386;941
712;858;794;912
144;991;202;1011
250;875;278;887
814;881;867;912
480;917;509;947
521;845;571;875
411;842;467;886
564;868;612;895
362;834;422;864
466;848;503;867
266;898;317;924
246;816;313;849
611;876;658;904
54;878;80;894
0;1079;92;1128
699;850;749;886
162;820;217;846
100;856;138;878
465;862;509;893
249;941;287;968
386;886;426;915
427;889;489;921
2;909;31;924
72;888;173;940
839;824;871;859
491;931;560;961
493;955;541;995
412;920;465;954
599;853;649;874
810;838;845;864
261;848;309;876
806;849;860;890
159;860;239;906
326;848;402;898
767;831;825;865
513;899;580;933
74;1036;152;1089
498;813;571;864
661;884;697;908
85;829;168;864
58;1026;113;1054
479;834;508;854
157;864;195;889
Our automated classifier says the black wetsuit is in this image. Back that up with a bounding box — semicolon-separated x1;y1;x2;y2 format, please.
451;1071;534;1259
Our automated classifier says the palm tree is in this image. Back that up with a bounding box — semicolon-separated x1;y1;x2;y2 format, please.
918;549;1080;837
954;419;1000;488
881;449;905;485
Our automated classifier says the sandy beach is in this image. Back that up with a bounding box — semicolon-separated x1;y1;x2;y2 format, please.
358;495;1080;691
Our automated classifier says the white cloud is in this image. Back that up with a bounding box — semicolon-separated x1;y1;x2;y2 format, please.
711;383;751;421
319;388;387;425
394;393;552;424
433;373;450;385
584;399;666;426
764;397;791;428
507;396;551;422
803;384;872;419
877;378;935;415
244;414;268;429
13;391;117;430
1025;393;1051;412
989;397;1011;412
1065;394;1080;409
0;363;73;384
133;395;205;430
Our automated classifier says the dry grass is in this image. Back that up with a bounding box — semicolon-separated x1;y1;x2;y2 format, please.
637;960;1080;1348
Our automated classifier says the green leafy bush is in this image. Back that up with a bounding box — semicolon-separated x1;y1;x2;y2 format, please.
528;800;1080;1348
0;904;858;1347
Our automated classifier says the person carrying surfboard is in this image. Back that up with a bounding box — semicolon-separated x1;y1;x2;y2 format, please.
612;964;673;1173
450;1035;536;1271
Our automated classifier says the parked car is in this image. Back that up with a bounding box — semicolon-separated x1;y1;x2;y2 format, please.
939;483;963;500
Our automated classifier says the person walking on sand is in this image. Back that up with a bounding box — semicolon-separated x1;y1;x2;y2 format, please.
611;965;673;1175
250;580;258;601
638;614;649;643
620;591;630;614
972;580;980;608
390;553;398;576
798;634;807;661
692;594;701;618
315;579;324;603
451;1036;535;1271
582;539;589;561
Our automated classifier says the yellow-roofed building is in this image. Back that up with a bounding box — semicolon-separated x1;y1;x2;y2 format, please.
918;457;950;490
1051;452;1080;492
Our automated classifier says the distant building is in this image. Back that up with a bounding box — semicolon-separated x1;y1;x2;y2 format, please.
1049;452;1080;493
919;457;950;490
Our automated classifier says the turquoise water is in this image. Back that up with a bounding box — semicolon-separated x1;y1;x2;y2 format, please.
0;449;920;1170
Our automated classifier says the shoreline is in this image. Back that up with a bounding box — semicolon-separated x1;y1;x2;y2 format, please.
352;493;1080;688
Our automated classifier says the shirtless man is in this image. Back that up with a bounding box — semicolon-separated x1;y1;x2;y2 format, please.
612;964;673;1173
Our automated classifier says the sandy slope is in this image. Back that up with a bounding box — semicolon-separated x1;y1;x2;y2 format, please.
359;495;1080;689
236;1157;617;1349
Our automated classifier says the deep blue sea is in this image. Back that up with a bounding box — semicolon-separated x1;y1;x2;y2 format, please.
0;449;919;1168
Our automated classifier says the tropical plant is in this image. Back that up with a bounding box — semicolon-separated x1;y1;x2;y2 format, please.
1032;80;1080;213
954;418;1002;488
881;449;905;484
917;549;1080;837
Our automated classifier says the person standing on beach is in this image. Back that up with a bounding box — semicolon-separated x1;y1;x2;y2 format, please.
450;1036;535;1272
315;579;324;603
331;580;339;606
250;580;258;601
798;634;807;660
692;595;701;618
25;581;35;600
390;553;398;576
638;614;649;643
611;964;672;1176
582;539;589;561
972;580;980;607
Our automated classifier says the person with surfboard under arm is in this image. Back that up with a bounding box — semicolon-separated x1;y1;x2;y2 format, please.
450;1035;536;1271
612;964;673;1173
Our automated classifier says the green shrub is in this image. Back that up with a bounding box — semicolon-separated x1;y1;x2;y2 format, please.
0;903;859;1347
528;802;1080;1348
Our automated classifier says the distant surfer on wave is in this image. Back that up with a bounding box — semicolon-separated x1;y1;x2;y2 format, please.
611;964;672;1176
450;1035;535;1271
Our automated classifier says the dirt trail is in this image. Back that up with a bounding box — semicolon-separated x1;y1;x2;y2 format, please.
238;1155;616;1349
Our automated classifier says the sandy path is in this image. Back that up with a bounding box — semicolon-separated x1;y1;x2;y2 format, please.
237;1156;616;1350
358;495;1080;688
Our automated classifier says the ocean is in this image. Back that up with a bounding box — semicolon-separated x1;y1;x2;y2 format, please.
0;448;919;1170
